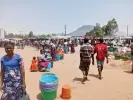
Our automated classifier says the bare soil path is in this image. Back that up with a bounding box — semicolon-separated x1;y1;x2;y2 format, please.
0;46;132;100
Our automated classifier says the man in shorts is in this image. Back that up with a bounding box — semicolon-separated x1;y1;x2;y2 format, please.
79;38;94;83
94;38;108;79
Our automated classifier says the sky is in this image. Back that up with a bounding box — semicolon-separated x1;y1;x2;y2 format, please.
0;0;133;35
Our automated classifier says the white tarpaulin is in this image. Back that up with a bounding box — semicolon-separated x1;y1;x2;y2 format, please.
51;36;71;39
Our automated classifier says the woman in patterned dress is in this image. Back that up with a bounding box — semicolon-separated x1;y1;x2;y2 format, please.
0;43;26;100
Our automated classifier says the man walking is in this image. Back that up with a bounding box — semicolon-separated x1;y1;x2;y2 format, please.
94;38;108;79
79;38;94;84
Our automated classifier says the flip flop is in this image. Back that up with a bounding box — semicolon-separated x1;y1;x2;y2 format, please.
81;77;87;84
86;77;90;81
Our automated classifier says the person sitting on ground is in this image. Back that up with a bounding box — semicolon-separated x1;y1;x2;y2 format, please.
38;49;49;72
30;56;38;72
44;48;53;69
38;49;52;72
44;48;52;60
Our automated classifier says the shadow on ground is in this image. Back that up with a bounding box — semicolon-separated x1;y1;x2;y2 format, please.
89;74;99;79
73;77;82;82
37;93;41;100
124;71;133;74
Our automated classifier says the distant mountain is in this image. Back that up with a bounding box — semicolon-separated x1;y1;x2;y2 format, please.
68;25;94;36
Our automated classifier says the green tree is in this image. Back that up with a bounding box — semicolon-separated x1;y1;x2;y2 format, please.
28;31;34;38
51;33;57;36
86;18;118;37
86;29;95;36
86;23;104;37
46;34;51;37
104;18;118;36
38;34;46;38
8;33;14;38
94;25;104;37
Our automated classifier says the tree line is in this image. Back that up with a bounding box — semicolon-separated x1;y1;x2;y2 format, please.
86;18;118;37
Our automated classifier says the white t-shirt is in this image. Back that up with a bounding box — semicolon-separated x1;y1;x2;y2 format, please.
64;42;68;46
51;43;56;48
39;54;46;60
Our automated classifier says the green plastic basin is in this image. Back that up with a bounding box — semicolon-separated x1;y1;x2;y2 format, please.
41;89;57;100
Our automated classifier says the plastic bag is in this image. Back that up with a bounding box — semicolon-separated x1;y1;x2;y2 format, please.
19;88;30;100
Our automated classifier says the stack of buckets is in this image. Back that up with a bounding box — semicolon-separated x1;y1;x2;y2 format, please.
39;73;58;100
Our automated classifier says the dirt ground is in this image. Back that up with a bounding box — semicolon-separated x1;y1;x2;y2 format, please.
0;46;133;100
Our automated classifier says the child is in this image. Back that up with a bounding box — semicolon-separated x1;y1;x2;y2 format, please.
30;57;38;72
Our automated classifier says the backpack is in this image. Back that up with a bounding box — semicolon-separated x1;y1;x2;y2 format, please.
19;88;30;100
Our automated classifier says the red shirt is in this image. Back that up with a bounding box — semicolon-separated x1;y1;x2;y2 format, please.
94;43;108;60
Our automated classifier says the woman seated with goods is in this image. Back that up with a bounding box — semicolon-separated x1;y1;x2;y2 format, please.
121;44;128;53
45;48;53;69
115;44;131;60
38;49;52;72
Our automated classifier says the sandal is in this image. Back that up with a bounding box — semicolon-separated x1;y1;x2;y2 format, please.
86;77;90;81
81;76;87;84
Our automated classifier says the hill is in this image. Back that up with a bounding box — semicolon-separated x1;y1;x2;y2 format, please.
68;25;94;36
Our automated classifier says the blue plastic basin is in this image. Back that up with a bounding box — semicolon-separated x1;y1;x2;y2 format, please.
40;73;58;85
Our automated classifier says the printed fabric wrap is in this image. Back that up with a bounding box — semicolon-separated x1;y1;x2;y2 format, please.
1;54;24;100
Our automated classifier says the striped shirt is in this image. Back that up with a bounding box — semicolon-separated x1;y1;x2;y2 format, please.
80;43;93;62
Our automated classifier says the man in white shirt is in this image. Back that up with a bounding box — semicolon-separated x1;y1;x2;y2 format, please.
64;40;69;54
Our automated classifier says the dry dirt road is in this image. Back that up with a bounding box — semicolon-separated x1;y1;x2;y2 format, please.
0;46;133;100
